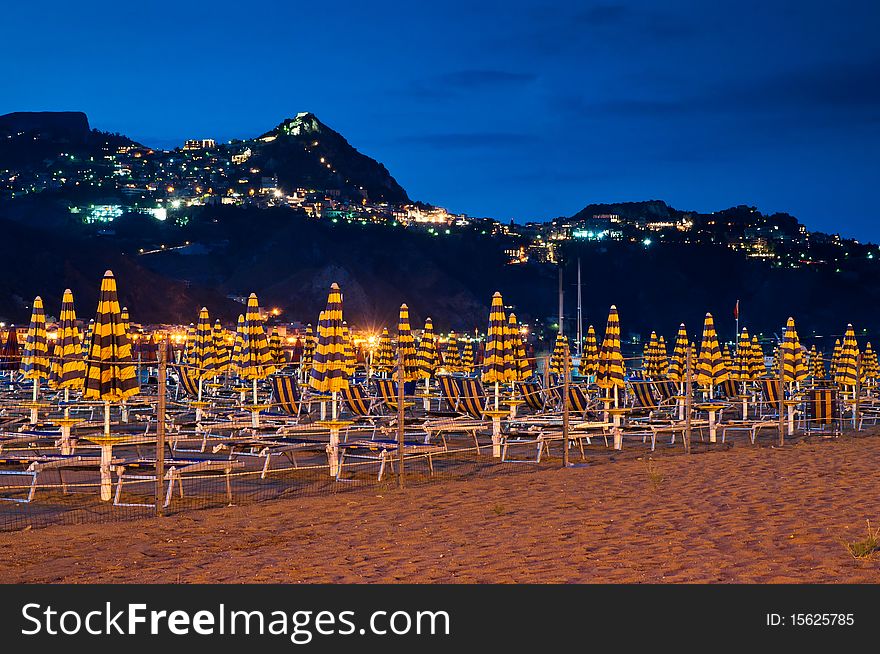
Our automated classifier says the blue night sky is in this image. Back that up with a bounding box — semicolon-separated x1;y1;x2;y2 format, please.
3;1;879;239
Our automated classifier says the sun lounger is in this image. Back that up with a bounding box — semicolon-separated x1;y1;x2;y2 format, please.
336;438;445;481
113;456;245;508
0;454;120;503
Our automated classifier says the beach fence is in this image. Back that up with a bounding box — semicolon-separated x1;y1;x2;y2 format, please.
0;353;871;532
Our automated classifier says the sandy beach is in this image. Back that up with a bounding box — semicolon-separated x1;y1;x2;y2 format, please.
2;433;879;584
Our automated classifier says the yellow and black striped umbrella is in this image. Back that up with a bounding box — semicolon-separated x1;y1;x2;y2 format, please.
507;313;531;381
834;324;860;387
183;323;196;362
749;336;765;378
187;307;217;380
597;305;625;390
309;283;349;393
82;319;94;361
461;341;475;373
732;328;753;381
20;296;50;381
643;331;660;378
49;289;85;390
120;307;131;340
231;314;245;375
394;303;420;382
342;322;356;377
780;317;808;384
696;313;729;389
270;327;286;367
548;332;570;377
656;335;669;378
830;338;842;378
83;271;139;401
238;293;275;381
722;343;734;373
810;348;825;380
443;331;462;373
373;327;394;373
416;318;439;379
301;323;315;372
861;342;879;383
213;319;230;374
482;292;514;384
667;323;689;381
581;324;599;378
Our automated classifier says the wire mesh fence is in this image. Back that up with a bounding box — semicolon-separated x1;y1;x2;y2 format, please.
0;351;876;532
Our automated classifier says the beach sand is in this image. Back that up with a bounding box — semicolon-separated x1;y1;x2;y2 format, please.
2;433;879;583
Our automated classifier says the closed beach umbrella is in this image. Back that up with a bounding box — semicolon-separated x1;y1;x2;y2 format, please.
231;314;245;377
1;327;20;377
481;292;514;409
722;344;734;374
444;331;462;373
581;325;599;380
188;307;216;401
643;331;660;378
667;323;689;381
656;335;669;379
20;296;51;410
462;341;474;373
780;317;808;386
373;327;393;375
811;349;825;380
861;342;879;384
732;328;753;382
213;319;230;376
417;317;439;379
82;319;94;361
696;312;729;396
834;324;859;389
342;322;356;377
394;304;420;382
270;327;286;367
548;332;570;379
301;323;315;374
597;305;625;402
83;271;140;500
830;338;842;378
309;284;349;419
749;336;765;379
239;293;276;402
49;289;85;392
507;313;531;381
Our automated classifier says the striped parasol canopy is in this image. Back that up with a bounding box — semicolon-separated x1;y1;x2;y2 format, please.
373;327;393;373
416;318;439;379
49;289;85;390
834;325;860;387
120;307;131;339
548;332;570;378
732;328;753;381
810;348;825;380
834;324;860;388
443;331;462;373
213;320;230;375
667;323;689;381
482;292;514;385
238;293;276;381
507;313;531;381
581;325;599;378
309;283;349;394
696;313;730;391
461;341;475;373
656;335;669;378
830;338;842;379
749;336;765;378
780;317;808;384
20;296;50;382
643;331;660;378
597;305;625;390
231;314;245;375
860;342;879;383
721;344;734;373
341;322;356;377
188;307;217;380
82;319;94;361
183;323;196;362
0;327;20;372
83;271;139;402
301;324;315;373
394;304;420;382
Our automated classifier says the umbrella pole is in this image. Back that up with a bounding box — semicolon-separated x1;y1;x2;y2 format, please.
251;378;260;428
100;401;112;502
494;381;499;410
29;378;40;423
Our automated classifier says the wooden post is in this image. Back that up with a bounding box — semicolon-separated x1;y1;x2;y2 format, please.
562;341;570;467
156;340;167;516
397;347;405;489
684;347;692;454
854;353;862;431
777;367;785;447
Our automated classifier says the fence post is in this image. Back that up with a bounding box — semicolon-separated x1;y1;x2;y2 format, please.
684;347;692;453
397;347;405;489
562;342;570;467
156;339;167;516
778;368;785;447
